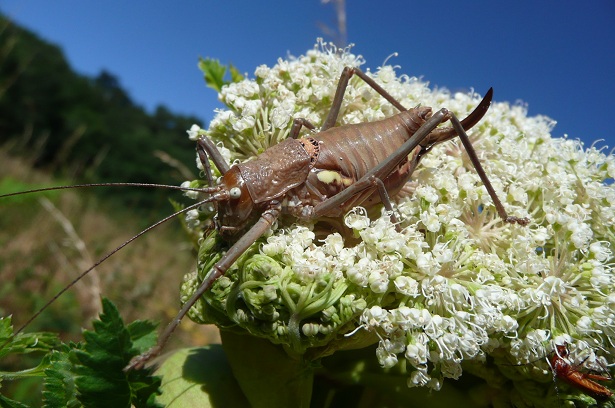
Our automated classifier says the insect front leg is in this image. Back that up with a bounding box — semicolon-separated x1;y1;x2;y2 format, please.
126;203;282;371
197;136;230;176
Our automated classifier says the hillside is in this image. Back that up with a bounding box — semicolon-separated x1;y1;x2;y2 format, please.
0;13;202;220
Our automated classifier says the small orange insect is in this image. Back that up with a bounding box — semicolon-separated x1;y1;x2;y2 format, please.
550;344;613;400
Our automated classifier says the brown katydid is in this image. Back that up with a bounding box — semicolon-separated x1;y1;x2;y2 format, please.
0;66;529;370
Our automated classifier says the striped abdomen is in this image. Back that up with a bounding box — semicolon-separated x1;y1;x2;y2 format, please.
296;107;435;216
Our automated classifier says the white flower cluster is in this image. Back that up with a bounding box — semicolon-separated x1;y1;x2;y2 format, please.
182;41;615;396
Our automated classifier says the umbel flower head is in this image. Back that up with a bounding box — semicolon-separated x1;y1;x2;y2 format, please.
180;40;615;405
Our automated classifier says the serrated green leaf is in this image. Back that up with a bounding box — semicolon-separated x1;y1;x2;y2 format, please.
124;370;164;408
42;350;79;408
0;317;12;341
0;317;14;361
198;58;243;93
0;349;62;382
3;333;60;358
199;58;227;92
229;64;244;84
127;320;158;355
73;298;162;408
0;317;59;360
0;393;29;408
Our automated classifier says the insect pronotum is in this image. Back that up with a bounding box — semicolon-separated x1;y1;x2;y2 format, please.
1;66;529;370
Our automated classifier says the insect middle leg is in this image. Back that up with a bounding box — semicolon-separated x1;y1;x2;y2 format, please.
290;66;407;138
321;66;407;130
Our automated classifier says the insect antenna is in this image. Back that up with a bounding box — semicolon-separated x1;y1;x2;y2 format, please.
0;182;217;199
0;183;225;350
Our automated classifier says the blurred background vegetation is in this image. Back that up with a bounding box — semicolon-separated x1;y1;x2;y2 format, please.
0;13;201;216
0;13;220;404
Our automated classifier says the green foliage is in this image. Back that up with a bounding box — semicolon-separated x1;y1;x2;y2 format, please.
0;299;162;407
155;346;249;407
0;317;60;362
73;299;161;408
198;58;244;92
43;349;79;408
0;393;29;408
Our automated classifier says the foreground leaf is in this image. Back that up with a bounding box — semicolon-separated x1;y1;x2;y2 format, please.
42;349;79;408
0;316;59;360
73;298;162;408
0;392;29;408
155;346;249;407
221;331;314;408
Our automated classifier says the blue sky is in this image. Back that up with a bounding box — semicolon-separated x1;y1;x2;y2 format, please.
2;1;614;148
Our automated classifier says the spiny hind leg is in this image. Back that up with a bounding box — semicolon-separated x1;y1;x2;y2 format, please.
446;111;529;225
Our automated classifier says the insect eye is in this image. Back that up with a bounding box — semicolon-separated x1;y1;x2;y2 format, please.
229;187;242;199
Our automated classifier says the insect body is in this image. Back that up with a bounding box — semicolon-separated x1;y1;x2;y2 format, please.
550;344;613;400
199;68;525;237
0;66;529;370
127;67;528;369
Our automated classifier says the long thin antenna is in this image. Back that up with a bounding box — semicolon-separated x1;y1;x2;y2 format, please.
0;182;218;199
0;198;210;350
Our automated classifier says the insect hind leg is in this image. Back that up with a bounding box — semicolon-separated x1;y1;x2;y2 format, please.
447;112;529;226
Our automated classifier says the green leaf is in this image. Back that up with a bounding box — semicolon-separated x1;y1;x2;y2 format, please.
229;64;244;84
0;392;29;408
126;320;158;355
1;299;161;406
220;330;314;408
42;349;79;408
155;346;250;407
198;58;243;93
0;332;61;383
0;317;59;360
0;317;12;342
199;58;227;92
73;298;162;408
